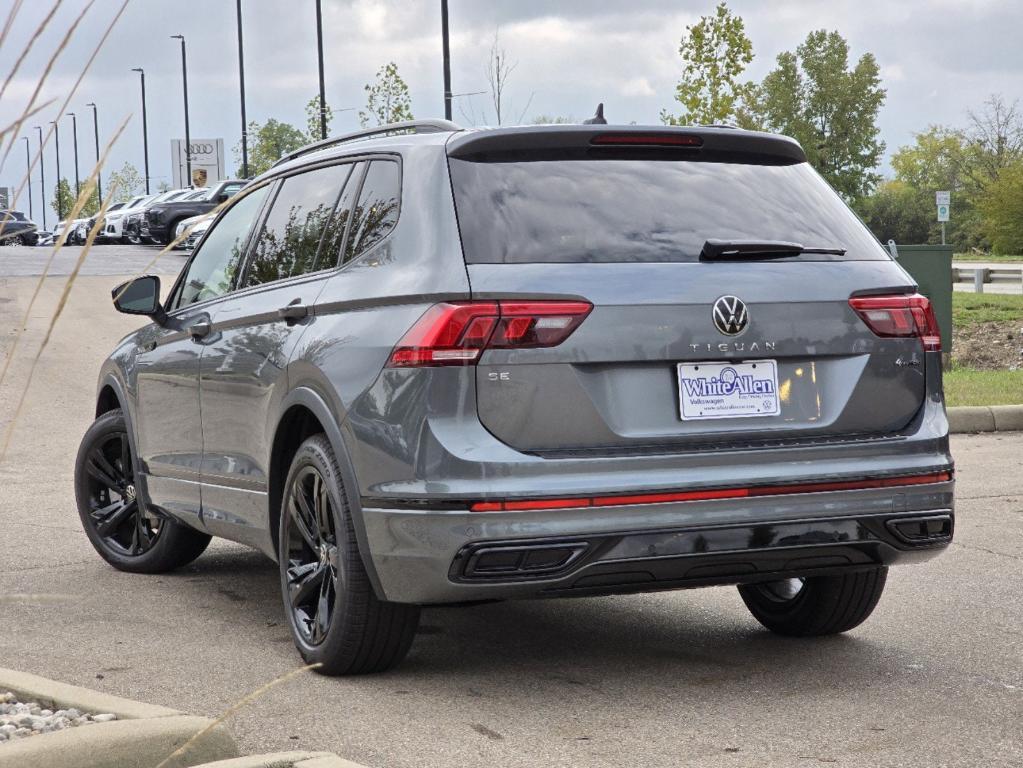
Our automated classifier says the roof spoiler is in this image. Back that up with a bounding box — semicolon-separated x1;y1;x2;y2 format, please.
446;125;806;164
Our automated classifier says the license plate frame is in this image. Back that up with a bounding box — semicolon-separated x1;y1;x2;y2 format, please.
677;359;781;421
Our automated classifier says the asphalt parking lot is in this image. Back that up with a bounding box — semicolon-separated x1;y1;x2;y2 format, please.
0;246;1020;767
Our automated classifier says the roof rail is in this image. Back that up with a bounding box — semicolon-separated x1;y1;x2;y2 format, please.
273;119;462;167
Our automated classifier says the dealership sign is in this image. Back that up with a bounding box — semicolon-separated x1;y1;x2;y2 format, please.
171;138;225;188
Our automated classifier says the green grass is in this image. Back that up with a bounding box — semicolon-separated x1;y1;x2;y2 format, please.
953;252;1023;262
952;292;1023;328
945;368;1023;407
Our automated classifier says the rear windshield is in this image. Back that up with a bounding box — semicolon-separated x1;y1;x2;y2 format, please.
449;158;888;264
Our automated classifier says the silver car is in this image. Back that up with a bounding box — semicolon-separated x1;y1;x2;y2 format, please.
75;121;954;674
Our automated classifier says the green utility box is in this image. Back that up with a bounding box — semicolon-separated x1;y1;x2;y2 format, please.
890;243;954;352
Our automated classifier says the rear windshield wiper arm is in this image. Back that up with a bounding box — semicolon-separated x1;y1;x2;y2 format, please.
700;239;847;260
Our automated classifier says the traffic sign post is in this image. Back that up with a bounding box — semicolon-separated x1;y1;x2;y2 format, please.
936;191;950;244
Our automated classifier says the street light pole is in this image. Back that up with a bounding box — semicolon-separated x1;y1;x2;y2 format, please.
170;35;192;186
34;126;46;229
131;68;150;193
315;0;327;140
21;137;33;221
50;120;62;219
441;0;452;121
235;0;248;178
67;112;80;198
86;103;102;201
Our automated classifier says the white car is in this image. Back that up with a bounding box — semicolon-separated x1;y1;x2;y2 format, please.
172;211;215;250
51;217;89;245
101;194;153;242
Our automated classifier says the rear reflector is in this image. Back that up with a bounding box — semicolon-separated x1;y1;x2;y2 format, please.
591;133;703;147
387;300;592;367
849;294;941;351
469;471;953;512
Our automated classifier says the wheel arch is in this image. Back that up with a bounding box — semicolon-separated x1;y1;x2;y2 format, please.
270;387;385;599
94;373;148;504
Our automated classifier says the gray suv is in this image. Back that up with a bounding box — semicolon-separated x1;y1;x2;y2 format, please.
75;121;955;675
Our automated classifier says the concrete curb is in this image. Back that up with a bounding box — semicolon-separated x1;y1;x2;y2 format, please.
0;667;182;720
0;714;238;768
193;752;368;768
948;405;1023;433
0;667;238;768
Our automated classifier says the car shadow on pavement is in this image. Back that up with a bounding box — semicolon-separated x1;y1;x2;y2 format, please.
166;545;899;694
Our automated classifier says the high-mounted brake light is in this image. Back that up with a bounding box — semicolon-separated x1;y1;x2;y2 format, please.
591;133;703;147
387;300;592;367
469;471;953;512
849;294;941;352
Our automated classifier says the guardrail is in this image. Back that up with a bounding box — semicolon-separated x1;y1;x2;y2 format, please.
952;266;1023;293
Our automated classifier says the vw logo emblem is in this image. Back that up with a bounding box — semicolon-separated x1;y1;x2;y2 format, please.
712;295;748;336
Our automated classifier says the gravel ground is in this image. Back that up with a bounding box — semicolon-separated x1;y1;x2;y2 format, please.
0;692;115;742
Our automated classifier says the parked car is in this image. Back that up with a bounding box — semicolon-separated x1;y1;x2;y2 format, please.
122;188;195;245
0;210;39;245
103;194;156;243
172;211;215;250
76;120;954;676
143;179;245;245
52;216;89;245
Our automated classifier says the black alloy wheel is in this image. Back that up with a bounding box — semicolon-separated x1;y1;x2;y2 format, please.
278;434;420;675
82;430;161;556
283;465;340;646
75;409;211;573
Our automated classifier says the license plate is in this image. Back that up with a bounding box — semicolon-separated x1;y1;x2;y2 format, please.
677;360;781;420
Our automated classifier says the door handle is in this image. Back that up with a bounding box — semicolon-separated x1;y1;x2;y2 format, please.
187;320;212;340
278;300;309;323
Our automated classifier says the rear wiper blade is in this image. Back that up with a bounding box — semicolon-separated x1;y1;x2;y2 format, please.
700;239;847;260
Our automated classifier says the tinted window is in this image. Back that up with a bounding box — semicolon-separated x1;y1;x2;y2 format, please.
449;158;888;263
243;164;353;288
173;186;269;309
346;160;400;261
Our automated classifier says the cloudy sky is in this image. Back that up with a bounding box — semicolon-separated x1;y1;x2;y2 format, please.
2;0;1021;208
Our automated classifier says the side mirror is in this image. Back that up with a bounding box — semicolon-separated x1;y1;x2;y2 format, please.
216;192;228;204
112;275;167;324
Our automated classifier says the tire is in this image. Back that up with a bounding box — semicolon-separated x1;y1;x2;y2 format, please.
279;434;420;675
737;568;888;636
75;409;211;574
2;234;24;246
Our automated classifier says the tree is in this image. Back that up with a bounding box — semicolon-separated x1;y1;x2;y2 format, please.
965;94;1023;186
532;115;574;124
888;126;986;249
855;180;933;245
234;118;308;177
980;160;1023;254
105;162;143;202
661;2;754;126
305;94;334;141
359;62;413;127
51;179;74;220
485;29;521;125
745;30;886;201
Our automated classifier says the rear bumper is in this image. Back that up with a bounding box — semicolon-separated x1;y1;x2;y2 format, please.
360;478;954;604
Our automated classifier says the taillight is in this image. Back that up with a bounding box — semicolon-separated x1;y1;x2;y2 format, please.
387;300;592;367
849;294;941;352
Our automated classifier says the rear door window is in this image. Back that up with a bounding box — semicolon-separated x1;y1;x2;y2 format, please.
242;163;354;288
345;159;400;262
449;158;888;264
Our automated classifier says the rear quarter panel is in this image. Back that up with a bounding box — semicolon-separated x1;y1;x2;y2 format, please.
283;145;472;491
